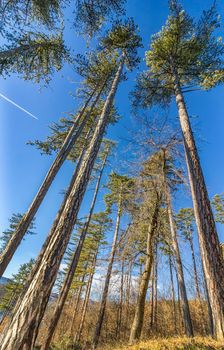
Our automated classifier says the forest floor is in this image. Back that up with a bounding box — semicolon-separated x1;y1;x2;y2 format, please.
102;337;224;350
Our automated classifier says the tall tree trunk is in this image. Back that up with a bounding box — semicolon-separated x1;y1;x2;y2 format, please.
150;267;155;330
41;151;108;350
9;134;88;321
0;86;104;277
124;261;132;339
165;183;194;337
24;131;90;295
188;236;206;334
202;263;214;336
174;262;183;333
0;55;124;350
188;236;201;301
74;247;99;344
129;196;160;344
69;276;86;336
173;73;224;339
153;244;158;332
168;254;177;334
116;258;124;339
92;198;122;349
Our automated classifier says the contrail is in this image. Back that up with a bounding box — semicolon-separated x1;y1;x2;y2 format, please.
0;92;38;120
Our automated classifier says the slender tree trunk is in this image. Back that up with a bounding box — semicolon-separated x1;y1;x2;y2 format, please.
168;254;177;334
124;261;132;339
153;244;158;332
139;262;143;290
202;263;214;336
41;152;108;350
174;262;183;333
8;134;89;322
188;237;201;301
188;236;206;334
69;277;86;336
0;55;124;350
24;131;90;294
173;73;224;339
150;267;155;330
116;258;124;339
92;200;122;350
129;196;160;344
57;265;90;346
165;183;194;337
0;86;104;277
74;247;99;344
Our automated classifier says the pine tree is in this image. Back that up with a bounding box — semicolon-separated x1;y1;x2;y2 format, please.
0;50;117;278
40;140;114;350
129;153;163;343
1;1;126;35
74;212;110;345
132;1;224;339
0;213;35;254
176;208;202;301
0;259;35;324
0;22;141;349
176;208;207;334
212;194;224;225
0;32;69;83
93;172;135;349
151;149;193;336
0;0;69;83
0;0;63;28
75;0;126;36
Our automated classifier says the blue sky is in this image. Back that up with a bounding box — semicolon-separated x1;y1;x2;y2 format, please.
0;0;224;279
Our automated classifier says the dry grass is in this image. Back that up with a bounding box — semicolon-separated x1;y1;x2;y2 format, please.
101;337;224;350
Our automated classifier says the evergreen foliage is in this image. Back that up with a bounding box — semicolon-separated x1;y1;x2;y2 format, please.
132;1;224;108
0;32;69;83
212;194;224;225
0;214;36;254
0;259;35;315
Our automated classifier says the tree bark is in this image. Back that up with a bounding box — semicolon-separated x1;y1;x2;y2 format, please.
173;73;224;339
188;236;201;301
0;55;124;350
150;266;155;331
12;133;89;311
92;199;122;350
129;196;160;344
40;149;108;350
174;262;183;333
202;263;214;336
152;244;158;332
116;258;124;339
124;261;132;339
165;183;194;337
168;254;177;334
0;86;102;277
188;236;206;334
